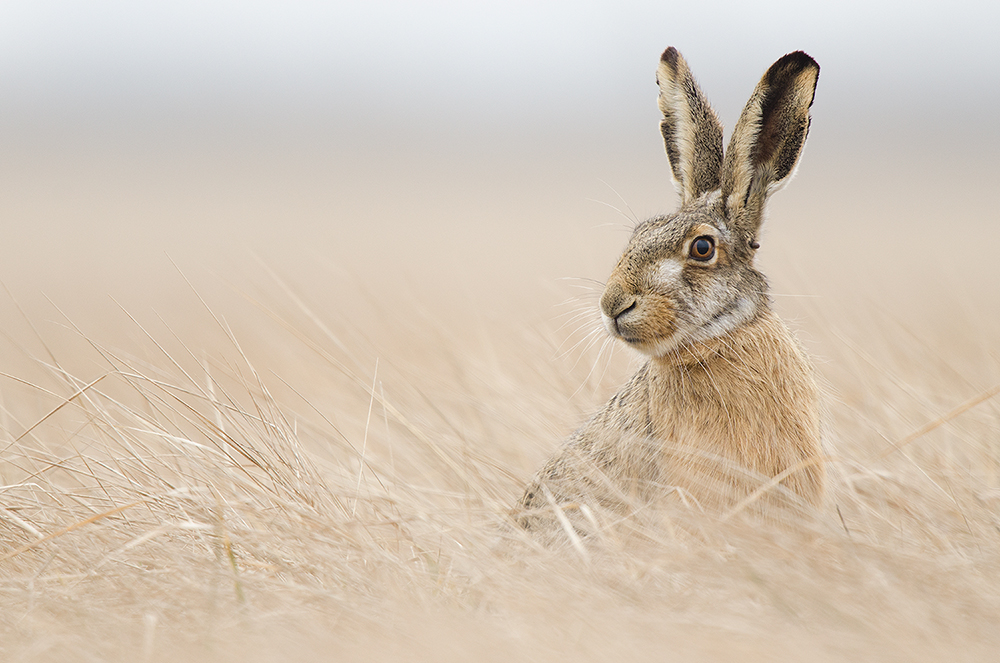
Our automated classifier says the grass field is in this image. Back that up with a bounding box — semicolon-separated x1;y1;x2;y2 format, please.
1;126;999;661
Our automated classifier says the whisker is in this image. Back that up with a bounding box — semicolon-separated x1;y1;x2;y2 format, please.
554;325;605;362
569;335;616;400
585;199;638;229
596;178;642;226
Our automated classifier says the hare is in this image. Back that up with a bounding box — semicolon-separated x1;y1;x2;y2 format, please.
517;48;824;529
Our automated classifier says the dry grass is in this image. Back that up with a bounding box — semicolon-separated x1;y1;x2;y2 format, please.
1;142;999;661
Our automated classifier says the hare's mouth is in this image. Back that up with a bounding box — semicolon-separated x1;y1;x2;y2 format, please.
607;320;667;347
611;325;682;356
605;308;680;352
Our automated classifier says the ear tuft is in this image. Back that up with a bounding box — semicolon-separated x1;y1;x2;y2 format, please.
660;47;680;69
768;51;819;79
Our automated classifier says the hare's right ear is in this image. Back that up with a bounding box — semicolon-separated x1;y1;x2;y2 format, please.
657;48;724;206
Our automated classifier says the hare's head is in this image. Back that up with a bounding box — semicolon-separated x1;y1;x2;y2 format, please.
601;48;818;358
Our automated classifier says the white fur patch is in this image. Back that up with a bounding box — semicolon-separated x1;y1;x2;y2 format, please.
656;258;683;287
690;297;756;345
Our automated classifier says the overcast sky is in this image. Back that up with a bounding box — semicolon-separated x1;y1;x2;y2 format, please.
0;0;995;138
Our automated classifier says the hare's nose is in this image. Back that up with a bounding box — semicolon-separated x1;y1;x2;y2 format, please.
601;284;637;322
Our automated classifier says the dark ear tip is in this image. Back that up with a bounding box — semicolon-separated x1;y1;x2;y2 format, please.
660;47;679;67
774;50;820;76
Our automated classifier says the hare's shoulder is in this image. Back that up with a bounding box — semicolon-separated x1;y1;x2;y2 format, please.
585;361;654;437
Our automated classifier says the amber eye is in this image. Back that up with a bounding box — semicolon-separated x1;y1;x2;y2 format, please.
689;236;716;261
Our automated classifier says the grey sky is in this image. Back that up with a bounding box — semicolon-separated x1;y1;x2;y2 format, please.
0;1;995;142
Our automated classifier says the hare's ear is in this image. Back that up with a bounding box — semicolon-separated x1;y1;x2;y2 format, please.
721;52;818;245
657;48;724;206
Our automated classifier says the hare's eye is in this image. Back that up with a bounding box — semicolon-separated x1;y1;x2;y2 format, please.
689;236;716;261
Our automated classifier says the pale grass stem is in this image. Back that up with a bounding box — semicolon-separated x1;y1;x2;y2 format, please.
353;358;379;518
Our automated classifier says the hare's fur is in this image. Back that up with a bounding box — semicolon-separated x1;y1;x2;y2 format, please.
517;48;824;527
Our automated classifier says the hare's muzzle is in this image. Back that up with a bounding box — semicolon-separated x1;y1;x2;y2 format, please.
601;282;637;337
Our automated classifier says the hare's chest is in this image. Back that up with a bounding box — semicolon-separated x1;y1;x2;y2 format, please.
647;362;768;461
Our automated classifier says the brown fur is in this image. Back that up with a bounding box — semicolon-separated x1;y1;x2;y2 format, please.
516;49;823;530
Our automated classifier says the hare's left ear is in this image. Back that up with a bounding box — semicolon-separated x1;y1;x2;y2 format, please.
721;52;819;247
657;48;724;206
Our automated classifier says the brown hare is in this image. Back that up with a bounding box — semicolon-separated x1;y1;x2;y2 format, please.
517;48;824;530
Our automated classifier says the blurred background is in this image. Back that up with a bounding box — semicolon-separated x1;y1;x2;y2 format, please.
0;0;997;347
1;7;999;658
